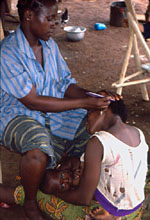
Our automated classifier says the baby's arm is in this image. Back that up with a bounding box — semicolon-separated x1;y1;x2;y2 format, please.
57;156;81;171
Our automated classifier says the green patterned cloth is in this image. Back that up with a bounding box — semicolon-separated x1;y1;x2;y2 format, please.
14;185;143;220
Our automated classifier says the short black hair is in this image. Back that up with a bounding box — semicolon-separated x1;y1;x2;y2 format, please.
17;0;57;21
109;99;127;123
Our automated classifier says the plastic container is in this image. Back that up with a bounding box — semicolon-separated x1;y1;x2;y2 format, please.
110;1;127;27
94;23;107;30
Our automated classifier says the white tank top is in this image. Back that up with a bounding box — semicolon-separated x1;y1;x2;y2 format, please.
92;128;148;210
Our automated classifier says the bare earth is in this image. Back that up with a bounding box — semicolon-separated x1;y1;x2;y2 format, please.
0;0;150;219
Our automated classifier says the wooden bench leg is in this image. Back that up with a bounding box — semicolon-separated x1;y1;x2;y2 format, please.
0;160;2;184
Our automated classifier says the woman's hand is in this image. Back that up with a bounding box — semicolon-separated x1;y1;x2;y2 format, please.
97;90;123;102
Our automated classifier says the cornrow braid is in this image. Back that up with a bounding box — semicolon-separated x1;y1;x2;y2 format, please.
109;99;127;123
17;0;57;21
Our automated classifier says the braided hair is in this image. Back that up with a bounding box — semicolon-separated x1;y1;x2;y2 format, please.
17;0;57;21
109;99;127;123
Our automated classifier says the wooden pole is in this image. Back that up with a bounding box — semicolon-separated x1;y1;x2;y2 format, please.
114;79;150;88
0;19;4;41
125;0;138;22
112;70;144;86
132;33;149;100
116;33;133;95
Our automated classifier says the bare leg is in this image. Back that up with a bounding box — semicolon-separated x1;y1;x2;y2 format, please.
20;148;48;220
145;0;150;22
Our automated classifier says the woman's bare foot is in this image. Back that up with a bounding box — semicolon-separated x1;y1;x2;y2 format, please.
24;199;45;220
89;207;121;220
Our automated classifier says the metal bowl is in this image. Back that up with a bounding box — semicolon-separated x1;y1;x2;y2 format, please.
64;26;86;41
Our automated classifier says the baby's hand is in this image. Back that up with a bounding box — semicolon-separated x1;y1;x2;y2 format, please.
72;168;82;186
57;156;80;171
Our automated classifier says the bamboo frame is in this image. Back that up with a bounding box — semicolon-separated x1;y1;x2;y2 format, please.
112;70;145;85
112;0;150;101
0;19;4;41
113;79;150;88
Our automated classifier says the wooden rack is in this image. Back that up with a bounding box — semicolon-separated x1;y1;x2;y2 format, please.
112;0;150;101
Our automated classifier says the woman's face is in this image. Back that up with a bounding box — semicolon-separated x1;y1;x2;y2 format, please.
44;170;73;194
27;2;58;41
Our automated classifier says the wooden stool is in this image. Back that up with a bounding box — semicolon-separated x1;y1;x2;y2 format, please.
0;146;21;185
0;162;2;184
0;147;3;183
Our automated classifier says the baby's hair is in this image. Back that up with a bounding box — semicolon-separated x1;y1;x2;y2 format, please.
109;99;127;123
17;0;57;21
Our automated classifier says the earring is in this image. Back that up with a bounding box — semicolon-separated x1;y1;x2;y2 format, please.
100;111;103;116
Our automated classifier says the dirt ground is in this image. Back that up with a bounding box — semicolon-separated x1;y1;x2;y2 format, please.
0;0;150;219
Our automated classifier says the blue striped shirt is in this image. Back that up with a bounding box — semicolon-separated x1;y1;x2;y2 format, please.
0;26;87;141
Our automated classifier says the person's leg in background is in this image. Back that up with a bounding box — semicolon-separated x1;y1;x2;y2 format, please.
0;0;10;36
142;0;150;40
145;0;150;23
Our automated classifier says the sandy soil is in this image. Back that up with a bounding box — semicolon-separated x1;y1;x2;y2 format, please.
0;0;150;219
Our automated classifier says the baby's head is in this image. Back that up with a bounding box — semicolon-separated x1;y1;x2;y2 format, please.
40;169;73;194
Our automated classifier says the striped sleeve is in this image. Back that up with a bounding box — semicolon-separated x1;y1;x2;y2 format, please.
1;41;32;99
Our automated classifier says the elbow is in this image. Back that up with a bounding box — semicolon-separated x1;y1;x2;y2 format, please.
82;200;91;206
79;195;92;206
85;198;92;206
24;103;37;110
19;99;37;111
21;100;41;111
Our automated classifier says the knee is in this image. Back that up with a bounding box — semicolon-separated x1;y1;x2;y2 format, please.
24;148;48;165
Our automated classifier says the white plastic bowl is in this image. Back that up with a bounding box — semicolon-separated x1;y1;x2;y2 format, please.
64;26;86;41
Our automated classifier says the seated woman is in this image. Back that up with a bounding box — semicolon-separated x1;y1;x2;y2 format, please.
0;98;149;220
